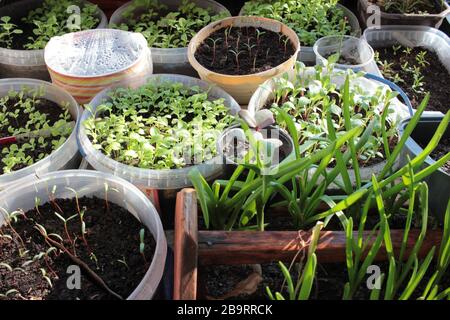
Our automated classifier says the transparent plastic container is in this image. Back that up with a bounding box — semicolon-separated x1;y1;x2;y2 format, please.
0;0;108;81
109;0;230;77
314;35;375;72
45;29;153;104
0;169;167;300
0;78;81;190
239;3;360;65
248;67;405;186
77;74;241;190
363;25;450;114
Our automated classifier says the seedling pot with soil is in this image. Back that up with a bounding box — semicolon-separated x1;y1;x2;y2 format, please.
248;63;411;187
188;16;300;105
357;0;450;28
364;25;450;115
0;0;107;81
109;0;230;77
239;1;360;65
0;170;167;300
399;115;450;222
77;74;240;213
0;78;80;190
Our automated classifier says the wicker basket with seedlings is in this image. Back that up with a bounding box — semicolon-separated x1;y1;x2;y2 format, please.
0;170;167;300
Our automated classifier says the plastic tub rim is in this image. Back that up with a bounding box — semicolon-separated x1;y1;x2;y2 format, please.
313;35;375;69
77;73;241;183
0;78;80;186
188;15;301;79
0;169;167;300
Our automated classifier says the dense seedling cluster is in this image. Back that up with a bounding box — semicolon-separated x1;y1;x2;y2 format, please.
241;0;351;46
83;81;235;170
114;0;228;48
0;87;73;174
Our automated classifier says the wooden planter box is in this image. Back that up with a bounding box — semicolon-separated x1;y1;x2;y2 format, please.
173;188;443;300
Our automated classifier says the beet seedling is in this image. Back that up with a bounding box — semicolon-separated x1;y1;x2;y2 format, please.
229;49;244;72
53;212;78;253
139;228;147;264
208;37;221;66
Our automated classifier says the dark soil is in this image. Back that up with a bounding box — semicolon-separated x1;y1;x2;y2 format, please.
418;136;450;174
0;196;155;300
324;53;362;65
0;97;71;174
204;259;450;300
195;26;296;75
369;0;443;14
375;46;449;113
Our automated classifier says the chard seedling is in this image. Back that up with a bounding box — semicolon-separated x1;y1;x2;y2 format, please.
229;49;244;72
208;37;221;65
53;212;78;252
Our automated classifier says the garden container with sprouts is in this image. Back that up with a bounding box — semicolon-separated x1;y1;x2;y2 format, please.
77;74;240;195
357;0;450;29
188;16;300;105
0;78;80;191
313;35;376;73
45;29;153;104
0;169;167;300
399;116;450;222
239;3;360;65
363;25;450;115
109;0;230;77
248;67;411;187
0;0;108;81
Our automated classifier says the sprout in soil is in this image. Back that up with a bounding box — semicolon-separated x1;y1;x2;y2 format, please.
0;16;23;49
117;256;130;270
53;212;78;253
208;37;221;66
255;28;265;48
229;49;244;72
139;228;147;264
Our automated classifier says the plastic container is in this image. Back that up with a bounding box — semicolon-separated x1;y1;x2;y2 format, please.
314;35;375;72
77;74;241;191
217;124;294;166
109;0;230;77
357;0;450;29
188;16;300;105
0;169;167;300
363;25;450;114
399;116;449;222
239;3;360;65
0;78;81;191
0;0;108;81
45;29;153;104
248;67;407;185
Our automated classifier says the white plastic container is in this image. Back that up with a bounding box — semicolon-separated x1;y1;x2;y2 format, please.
0;0;108;81
314;35;375;72
239;3;360;65
0;78;81;190
78;74;241;191
0;169;167;300
248;67;406;186
109;0;230;77
363;25;450;115
45;29;153;104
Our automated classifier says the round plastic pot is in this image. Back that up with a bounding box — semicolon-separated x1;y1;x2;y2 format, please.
45;29;153;104
109;0;230;77
248;67;407;186
399;116;449;222
77;74;241;191
357;0;450;29
238;3;360;65
188;16;300;105
313;35;375;72
0;0;107;81
0;169;167;299
0;78;81;190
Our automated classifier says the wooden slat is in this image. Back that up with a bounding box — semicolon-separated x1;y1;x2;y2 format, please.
198;229;442;266
173;189;198;300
